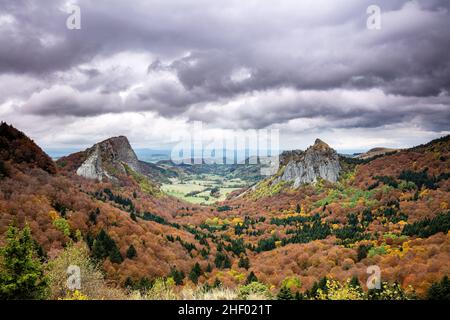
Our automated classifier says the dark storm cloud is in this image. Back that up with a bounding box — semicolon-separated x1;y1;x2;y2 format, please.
0;0;449;134
185;88;450;131
21;85;122;117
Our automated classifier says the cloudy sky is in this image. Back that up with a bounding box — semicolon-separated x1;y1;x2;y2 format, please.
0;0;449;154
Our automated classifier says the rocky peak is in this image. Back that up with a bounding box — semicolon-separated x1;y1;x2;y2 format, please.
76;136;140;181
277;139;341;187
312;138;330;149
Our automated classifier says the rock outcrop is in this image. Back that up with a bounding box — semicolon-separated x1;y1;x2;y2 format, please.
76;136;140;181
277;139;341;187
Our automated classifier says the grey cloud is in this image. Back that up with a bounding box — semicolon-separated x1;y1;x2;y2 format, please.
0;0;449;137
21;85;122;117
186;88;450;131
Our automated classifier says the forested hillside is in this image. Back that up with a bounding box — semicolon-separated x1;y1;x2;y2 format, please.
1;123;449;300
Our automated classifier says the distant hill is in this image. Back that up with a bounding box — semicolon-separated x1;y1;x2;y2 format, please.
355;147;400;160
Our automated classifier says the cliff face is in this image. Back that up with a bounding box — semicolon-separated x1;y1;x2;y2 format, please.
76;136;140;181
277;139;341;187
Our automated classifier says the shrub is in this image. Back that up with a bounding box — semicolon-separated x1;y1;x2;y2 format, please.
53;217;71;238
60;290;89;300
368;282;412;300
398;180;417;191
46;242;126;299
238;282;272;300
145;278;177;300
281;276;302;292
368;245;388;258
315;279;365;300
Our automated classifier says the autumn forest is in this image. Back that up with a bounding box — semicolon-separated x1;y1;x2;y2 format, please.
0;122;449;300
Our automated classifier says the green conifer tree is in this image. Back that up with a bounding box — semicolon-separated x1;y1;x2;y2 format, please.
0;225;49;299
126;244;137;259
277;285;294;300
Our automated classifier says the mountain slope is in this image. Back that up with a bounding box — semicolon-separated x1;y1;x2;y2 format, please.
57;136;177;185
0;122;56;175
0;123;213;287
1;124;449;298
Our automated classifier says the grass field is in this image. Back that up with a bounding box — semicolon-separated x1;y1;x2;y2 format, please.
161;174;247;205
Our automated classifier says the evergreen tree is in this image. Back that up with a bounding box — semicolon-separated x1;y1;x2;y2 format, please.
0;225;48;299
295;291;305;300
318;276;328;291
296;203;301;213
92;229;110;259
215;252;231;269
88;211;97;225
308;276;328;298
92;229;123;264
427;276;450;300
238;256;250;269
357;244;370;262
126;244;137;259
137;277;153;292
277;285;294;300
246;271;258;284
206;263;212;273
223;255;232;268
169;266;185;286
109;246;124;264
189;262;202;284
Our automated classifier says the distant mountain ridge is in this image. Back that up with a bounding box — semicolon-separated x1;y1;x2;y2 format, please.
354;147;400;160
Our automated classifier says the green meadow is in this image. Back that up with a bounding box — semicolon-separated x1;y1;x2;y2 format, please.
161;174;246;205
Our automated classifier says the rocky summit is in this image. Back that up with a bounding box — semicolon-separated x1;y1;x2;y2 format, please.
76;136;140;181
277;138;341;187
